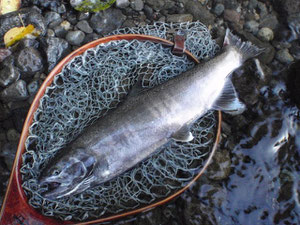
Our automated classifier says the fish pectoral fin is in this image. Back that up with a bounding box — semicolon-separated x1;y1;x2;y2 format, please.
171;126;194;142
212;79;246;115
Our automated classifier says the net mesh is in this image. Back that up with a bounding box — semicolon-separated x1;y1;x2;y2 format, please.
20;22;219;221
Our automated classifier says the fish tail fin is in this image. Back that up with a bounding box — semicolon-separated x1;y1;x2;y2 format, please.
224;28;263;62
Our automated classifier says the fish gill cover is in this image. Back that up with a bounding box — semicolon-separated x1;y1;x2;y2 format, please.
20;22;219;221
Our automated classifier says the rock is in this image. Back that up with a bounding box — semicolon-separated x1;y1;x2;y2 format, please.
66;30;85;46
166;14;193;23
206;150;231;180
42;37;70;72
15;47;44;76
144;4;154;20
0;142;18;171
44;11;61;26
185;1;215;26
54;20;71;38
224;9;240;24
257;27;274;42
77;12;90;21
27;79;41;96
13;38;39;51
244;20;259;34
56;4;66;14
116;0;130;8
0;65;20;88
67;11;78;25
257;2;268;18
48;18;63;29
290;42;300;60
145;0;166;11
0;80;28;102
89;8;126;35
0;103;10;121
12;107;29;132
76;20;93;34
278;0;300;15
0;49;11;63
224;0;239;9
6;129;20;142
213;3;225;16
248;0;258;10
83;33;100;44
131;0;144;11
47;29;55;37
0;7;46;46
0;128;6;142
259;14;279;30
70;0;116;12
28;0;62;11
276;49;294;64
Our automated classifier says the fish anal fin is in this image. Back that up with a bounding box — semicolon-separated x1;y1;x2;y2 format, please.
171;125;194;142
213;79;246;115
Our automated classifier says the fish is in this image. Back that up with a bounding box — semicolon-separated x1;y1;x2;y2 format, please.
38;29;262;199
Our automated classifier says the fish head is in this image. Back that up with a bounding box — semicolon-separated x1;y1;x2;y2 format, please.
38;149;96;199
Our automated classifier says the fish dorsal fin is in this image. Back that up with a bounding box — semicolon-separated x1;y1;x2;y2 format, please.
212;79;246;114
171;125;194;142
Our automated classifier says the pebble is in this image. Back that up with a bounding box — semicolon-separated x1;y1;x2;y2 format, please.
224;9;240;24
116;0;130;9
166;14;193;23
76;20;93;34
27;80;41;96
0;142;18;171
44;11;61;26
0;65;20;88
224;0;239;10
89;8;126;35
206;150;231;180
131;0;144;11
43;37;70;72
0;103;10;121
244;20;259;34
6;128;20;142
259;14;279;30
145;0;166;11
54;20;71;38
248;0;258;10
276;49;294;64
257;27;274;42
66;30;85;46
0;80;28;102
15;47;43;76
185;1;215;26
213;3;225;16
0;49;11;63
77;12;90;21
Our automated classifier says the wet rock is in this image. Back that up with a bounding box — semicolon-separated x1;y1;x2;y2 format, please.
224;0;239;10
166;14;193;23
70;0;115;12
56;4;66;14
131;0;144;11
248;0;258;10
276;49;294;64
185;1;215;26
116;0;130;9
257;27;274;42
286;61;300;107
0;142;18;171
48;18;63;29
259;14;279;30
89;8;126;35
206;150;231;180
66;30;85;46
244;20;259;34
145;0;166;11
47;28;55;37
213;3;225;16
0;103;10;121
0;80;28;102
0;65;20;88
257;2;267;18
53;20;71;38
6;128;20;143
0;7;46;46
76;20;93;34
77;12;90;21
12;107;29;132
42;37;70;72
13;38;39;51
290;42;300;60
277;0;300;15
83;33;100;44
224;9;240;24
67;11;78;25
27;79;41;96
44;11;61;26
15;47;43;76
0;49;11;63
29;0;62;11
144;4;154;20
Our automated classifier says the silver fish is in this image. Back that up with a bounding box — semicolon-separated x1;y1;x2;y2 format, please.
38;29;262;199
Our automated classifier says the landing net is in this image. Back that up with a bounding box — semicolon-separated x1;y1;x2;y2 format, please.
21;22;219;221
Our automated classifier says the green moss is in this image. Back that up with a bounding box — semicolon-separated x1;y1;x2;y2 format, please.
75;0;116;12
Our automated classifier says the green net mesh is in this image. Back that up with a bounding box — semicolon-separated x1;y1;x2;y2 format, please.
20;22;219;221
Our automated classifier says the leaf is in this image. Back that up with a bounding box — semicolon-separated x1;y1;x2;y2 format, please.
4;24;35;47
0;0;21;15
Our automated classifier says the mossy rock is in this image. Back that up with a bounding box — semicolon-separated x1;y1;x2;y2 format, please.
70;0;116;12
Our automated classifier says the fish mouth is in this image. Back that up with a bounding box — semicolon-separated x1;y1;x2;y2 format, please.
39;178;73;199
